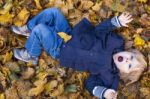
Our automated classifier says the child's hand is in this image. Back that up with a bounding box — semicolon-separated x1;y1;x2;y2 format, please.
104;89;117;99
118;12;133;27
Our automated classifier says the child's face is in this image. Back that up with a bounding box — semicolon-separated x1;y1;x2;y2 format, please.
113;51;140;73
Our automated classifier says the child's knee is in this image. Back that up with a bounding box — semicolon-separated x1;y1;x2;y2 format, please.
44;7;60;14
33;24;51;37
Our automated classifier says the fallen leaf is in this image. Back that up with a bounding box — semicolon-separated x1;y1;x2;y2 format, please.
36;71;48;80
28;79;47;96
0;1;13;14
5;87;19;99
0;93;4;99
6;62;20;73
78;1;94;10
92;2;102;12
57;32;72;42
14;8;30;26
3;51;13;64
138;0;148;3
34;0;42;9
45;80;58;93
134;34;145;46
140;87;150;98
65;84;77;93
0;12;13;25
50;84;64;97
111;0;126;12
21;67;35;79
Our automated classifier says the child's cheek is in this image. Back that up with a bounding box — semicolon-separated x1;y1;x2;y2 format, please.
118;63;129;73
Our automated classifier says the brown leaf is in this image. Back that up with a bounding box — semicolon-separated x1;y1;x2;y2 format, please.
14;8;30;26
140;87;150;98
3;51;13;64
0;12;13;25
78;1;94;10
21;67;35;79
45;80;58;93
92;2;102;12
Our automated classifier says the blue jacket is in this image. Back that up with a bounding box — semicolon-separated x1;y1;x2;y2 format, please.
59;17;124;98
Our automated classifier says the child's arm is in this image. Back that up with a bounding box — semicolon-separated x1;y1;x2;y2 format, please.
93;87;117;99
95;12;133;35
85;73;119;99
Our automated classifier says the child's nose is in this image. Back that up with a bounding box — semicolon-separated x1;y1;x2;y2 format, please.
126;58;131;63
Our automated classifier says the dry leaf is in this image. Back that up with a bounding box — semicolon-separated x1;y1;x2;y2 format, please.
111;0;126;12
3;51;13;64
5;87;19;99
21;67;35;79
78;1;94;10
0;1;13;14
138;0;148;3
140;87;150;98
36;71;48;80
34;0;42;9
14;8;30;26
134;34;145;46
57;32;72;42
28;79;47;96
6;62;20;73
0;12;13;25
92;2;102;12
50;84;64;97
45;80;58;93
0;93;4;99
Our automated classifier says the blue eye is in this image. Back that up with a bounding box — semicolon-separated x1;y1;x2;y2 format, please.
129;64;132;68
131;56;134;60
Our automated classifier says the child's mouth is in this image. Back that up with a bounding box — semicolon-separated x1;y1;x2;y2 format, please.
118;56;123;62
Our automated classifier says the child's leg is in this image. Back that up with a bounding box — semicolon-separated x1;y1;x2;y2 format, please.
25;24;63;58
27;7;71;34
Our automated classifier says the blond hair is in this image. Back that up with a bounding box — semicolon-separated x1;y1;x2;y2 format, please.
119;49;147;86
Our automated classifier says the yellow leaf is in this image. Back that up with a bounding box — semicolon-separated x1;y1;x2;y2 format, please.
50;84;64;97
3;51;13;64
138;0;147;3
34;0;42;9
140;87;150;98
45;80;58;93
28;85;44;96
45;0;55;8
14;8;30;26
28;79;47;96
36;71;48;80
66;0;74;10
92;2;102;12
1;67;11;77
146;5;150;13
103;0;113;8
57;32;72;42
0;2;13;14
134;34;145;46
0;12;13;25
26;61;33;67
0;93;5;99
39;59;47;69
21;67;35;79
111;0;126;12
78;1;94;10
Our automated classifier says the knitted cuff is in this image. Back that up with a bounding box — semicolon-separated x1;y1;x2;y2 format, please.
111;16;122;28
93;86;107;99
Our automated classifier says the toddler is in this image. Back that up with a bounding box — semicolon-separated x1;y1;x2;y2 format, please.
11;8;147;99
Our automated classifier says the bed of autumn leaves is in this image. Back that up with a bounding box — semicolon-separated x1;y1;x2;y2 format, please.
0;0;149;99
